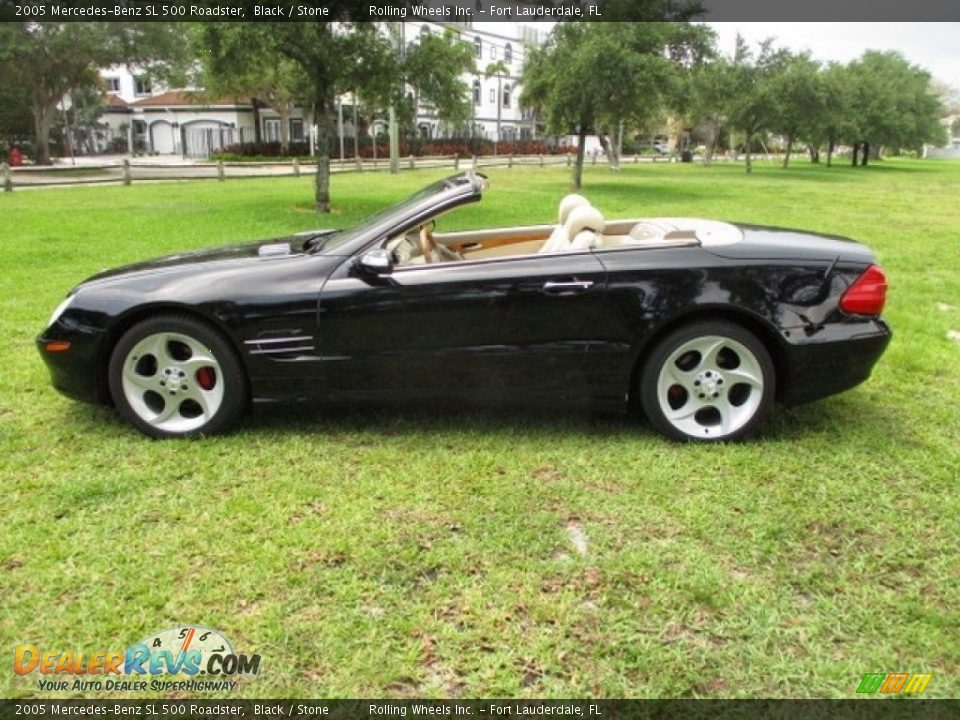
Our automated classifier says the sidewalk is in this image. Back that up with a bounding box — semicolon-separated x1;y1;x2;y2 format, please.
47;153;200;167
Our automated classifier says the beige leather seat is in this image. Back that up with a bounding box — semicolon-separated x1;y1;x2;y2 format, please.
565;206;605;250
540;194;591;253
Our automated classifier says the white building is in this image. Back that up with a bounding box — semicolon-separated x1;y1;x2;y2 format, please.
96;21;546;157
401;21;546;142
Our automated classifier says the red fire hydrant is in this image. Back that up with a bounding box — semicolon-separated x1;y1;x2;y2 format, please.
9;147;23;167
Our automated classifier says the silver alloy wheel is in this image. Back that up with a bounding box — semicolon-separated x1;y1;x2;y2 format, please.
120;331;225;434
655;334;765;439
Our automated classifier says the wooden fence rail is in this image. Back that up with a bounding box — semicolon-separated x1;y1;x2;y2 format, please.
3;152;693;191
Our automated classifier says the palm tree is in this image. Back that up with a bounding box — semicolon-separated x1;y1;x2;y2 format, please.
485;60;509;156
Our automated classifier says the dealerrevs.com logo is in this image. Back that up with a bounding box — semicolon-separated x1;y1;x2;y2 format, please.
14;626;261;693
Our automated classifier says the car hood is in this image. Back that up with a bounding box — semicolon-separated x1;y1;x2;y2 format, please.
74;232;335;291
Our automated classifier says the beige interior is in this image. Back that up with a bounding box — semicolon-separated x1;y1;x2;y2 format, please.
383;214;737;267
435;219;702;260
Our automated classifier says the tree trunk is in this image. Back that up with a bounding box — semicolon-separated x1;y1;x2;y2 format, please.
851;142;859;166
279;108;291;155
352;93;359;160
252;98;262;144
861;141;869;166
703;122;718;166
597;130;619;172
807;145;819;163
494;75;501;157
33;100;55;165
827;136;834;167
573;124;586;189
744;132;752;174
314;96;336;213
782;136;793;169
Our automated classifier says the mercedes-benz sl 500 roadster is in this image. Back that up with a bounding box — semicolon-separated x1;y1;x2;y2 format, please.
37;173;890;441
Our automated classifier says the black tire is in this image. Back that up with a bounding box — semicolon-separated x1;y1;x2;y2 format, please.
108;314;248;439
639;320;775;442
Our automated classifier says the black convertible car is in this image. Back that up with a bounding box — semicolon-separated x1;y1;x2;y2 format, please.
37;173;890;441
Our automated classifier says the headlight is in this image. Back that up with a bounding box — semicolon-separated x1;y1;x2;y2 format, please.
46;294;75;329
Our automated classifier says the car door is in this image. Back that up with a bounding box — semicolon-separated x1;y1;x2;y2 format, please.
315;249;612;404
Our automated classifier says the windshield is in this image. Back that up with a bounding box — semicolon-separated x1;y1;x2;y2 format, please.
314;175;475;253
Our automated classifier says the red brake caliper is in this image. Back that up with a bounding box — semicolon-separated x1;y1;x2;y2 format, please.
195;367;216;391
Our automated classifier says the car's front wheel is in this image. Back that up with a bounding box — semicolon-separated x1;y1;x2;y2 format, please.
108;315;247;439
640;320;775;442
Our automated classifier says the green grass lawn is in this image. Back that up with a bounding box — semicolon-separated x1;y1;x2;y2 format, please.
1;159;959;699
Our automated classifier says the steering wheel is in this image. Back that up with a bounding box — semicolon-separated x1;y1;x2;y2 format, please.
419;223;438;264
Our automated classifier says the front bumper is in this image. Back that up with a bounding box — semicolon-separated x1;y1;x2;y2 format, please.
36;326;110;405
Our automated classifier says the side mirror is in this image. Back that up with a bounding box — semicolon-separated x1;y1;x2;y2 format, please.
358;248;395;275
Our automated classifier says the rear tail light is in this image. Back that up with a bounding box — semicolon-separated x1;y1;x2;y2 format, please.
840;264;887;316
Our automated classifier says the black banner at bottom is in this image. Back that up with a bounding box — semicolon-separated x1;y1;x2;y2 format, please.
1;700;959;720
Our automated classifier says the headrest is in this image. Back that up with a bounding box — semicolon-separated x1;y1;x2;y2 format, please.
558;194;590;224
629;221;671;242
566;205;605;237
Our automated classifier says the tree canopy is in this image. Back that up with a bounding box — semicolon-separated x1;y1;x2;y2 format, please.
197;22;473;212
0;21;186;164
845;51;947;156
642;35;946;173
522;23;705;188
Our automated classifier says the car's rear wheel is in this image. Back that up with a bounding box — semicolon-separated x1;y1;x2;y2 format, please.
640;320;774;442
108;315;247;439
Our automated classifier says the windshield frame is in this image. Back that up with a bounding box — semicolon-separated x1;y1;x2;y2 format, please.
312;173;484;257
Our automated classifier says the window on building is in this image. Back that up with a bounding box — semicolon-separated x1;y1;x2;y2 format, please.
264;118;280;142
502;84;511;109
491;46;497;60
489;88;495;103
105;77;120;93
472;80;481;106
474;37;482;59
134;77;152;96
132;119;147;135
290;118;304;142
505;43;513;64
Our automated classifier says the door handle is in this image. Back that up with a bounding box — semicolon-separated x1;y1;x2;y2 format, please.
542;280;594;295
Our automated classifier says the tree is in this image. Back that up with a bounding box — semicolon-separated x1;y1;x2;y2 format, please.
522;23;702;188
723;36;786;173
807;62;852;167
56;83;109;156
767;51;825;168
844;51;946;164
195;25;310;154
0;21;186;165
401;29;475;135
684;58;731;165
484;60;509;155
199;22;472;212
0;81;33;151
933;81;960;116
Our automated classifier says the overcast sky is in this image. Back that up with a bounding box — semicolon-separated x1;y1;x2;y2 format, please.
706;23;960;90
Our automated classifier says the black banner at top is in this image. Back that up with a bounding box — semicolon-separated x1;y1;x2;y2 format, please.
1;0;959;22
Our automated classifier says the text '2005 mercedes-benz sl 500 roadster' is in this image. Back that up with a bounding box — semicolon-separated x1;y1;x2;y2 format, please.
37;173;890;441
